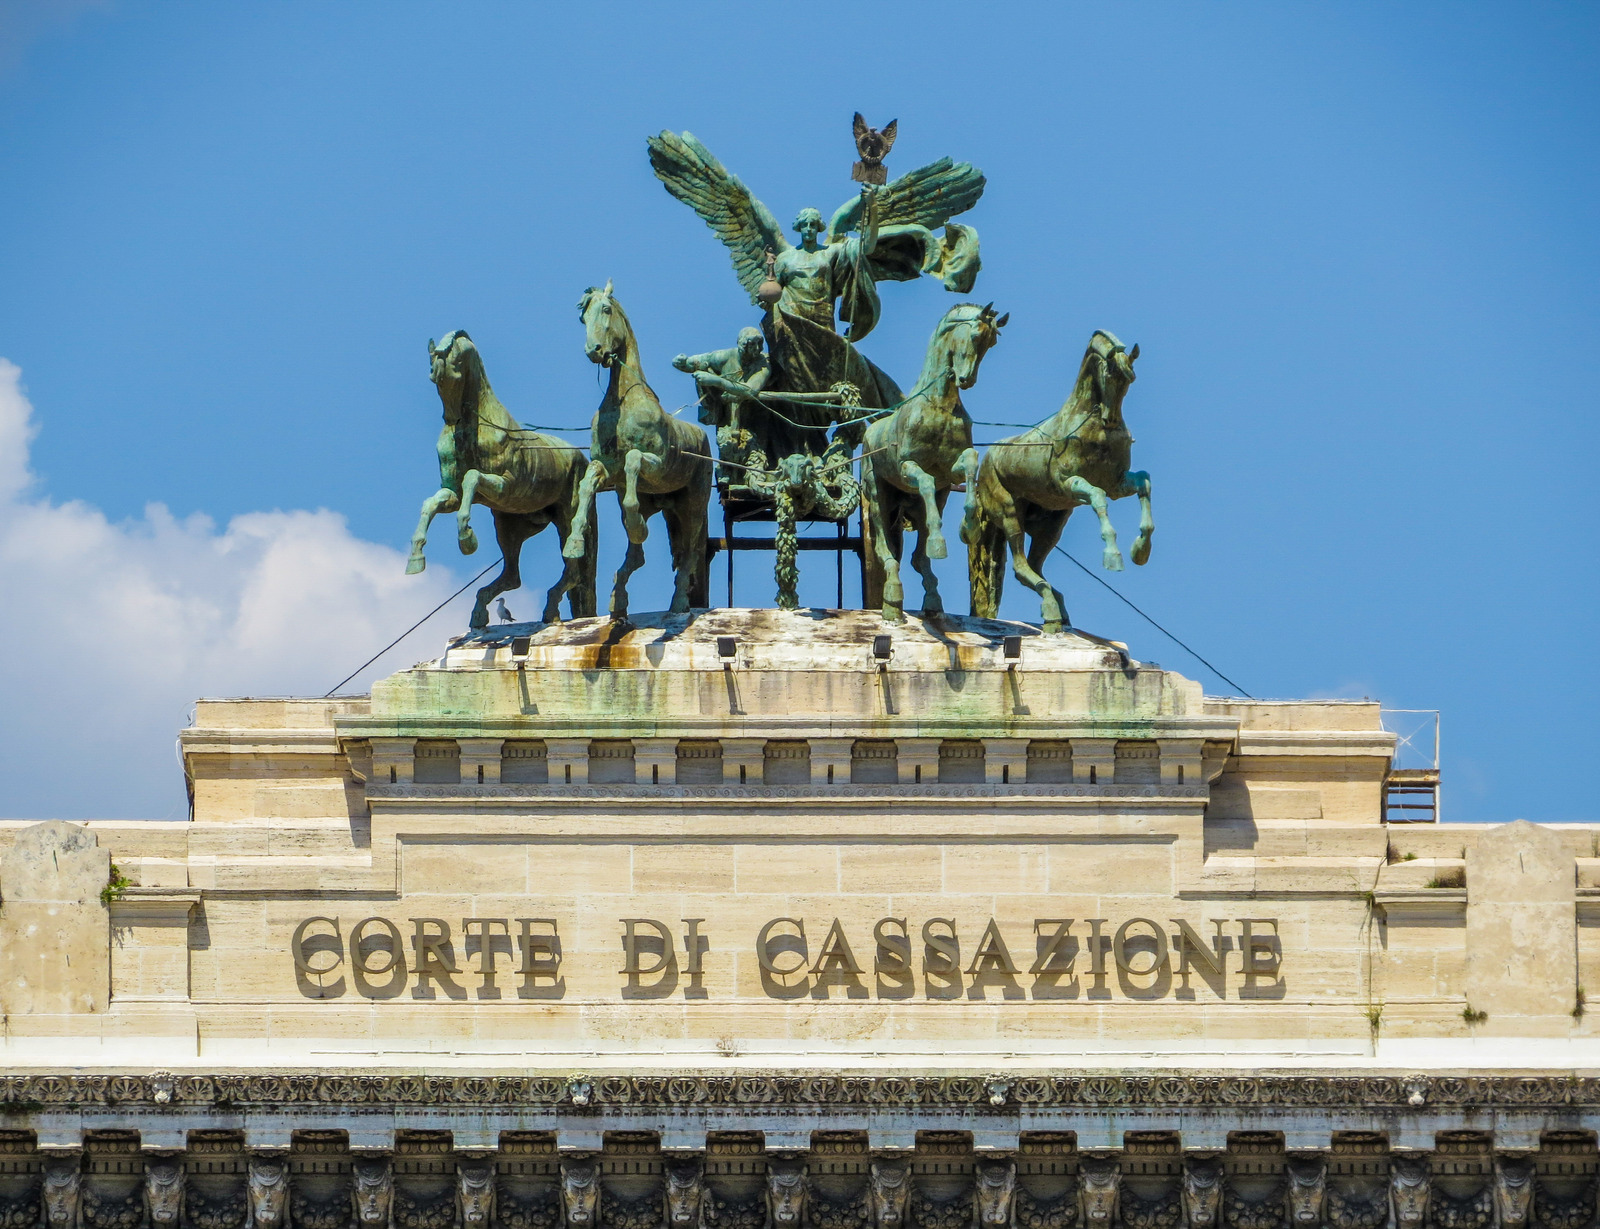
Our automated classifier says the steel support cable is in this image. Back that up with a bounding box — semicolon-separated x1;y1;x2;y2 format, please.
323;558;503;697
1051;546;1254;697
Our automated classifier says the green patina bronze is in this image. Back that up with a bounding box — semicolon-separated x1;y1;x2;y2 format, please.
406;331;596;629
966;331;1154;633
862;303;1005;622
404;119;1160;627
566;281;712;619
648;130;984;461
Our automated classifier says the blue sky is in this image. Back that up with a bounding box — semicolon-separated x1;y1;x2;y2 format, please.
0;2;1595;820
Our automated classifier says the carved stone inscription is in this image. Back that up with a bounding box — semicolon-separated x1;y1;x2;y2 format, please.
289;915;1283;1002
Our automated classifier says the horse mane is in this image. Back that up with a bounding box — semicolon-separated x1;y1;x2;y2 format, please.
437;330;492;467
1055;329;1125;432
919;302;1000;387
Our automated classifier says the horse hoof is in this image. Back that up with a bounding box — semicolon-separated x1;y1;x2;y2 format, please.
1102;548;1124;572
1042;618;1064;635
562;538;586;561
405;556;426;575
927;536;948;561
469;609;489;630
460;528;479;555
1131;538;1152;566
881;604;905;624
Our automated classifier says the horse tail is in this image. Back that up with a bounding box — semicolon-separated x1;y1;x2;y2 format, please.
966;473;1006;620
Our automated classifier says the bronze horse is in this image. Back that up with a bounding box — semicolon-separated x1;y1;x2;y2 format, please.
406;330;596;629
861;302;1005;621
965;330;1153;633
566;281;712;617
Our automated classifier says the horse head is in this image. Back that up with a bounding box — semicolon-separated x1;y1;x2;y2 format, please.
579;279;628;369
1181;1156;1224;1229
932;302;1007;390
144;1159;185;1228
665;1159;705;1228
1080;331;1137;420
869;1160;910;1229
247;1156;290;1229
457;1160;495;1229
974;1159;1016;1228
1286;1157;1326;1226
427;330;485;421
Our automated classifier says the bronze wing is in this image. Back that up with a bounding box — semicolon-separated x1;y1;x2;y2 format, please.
827;156;985;238
648;130;788;306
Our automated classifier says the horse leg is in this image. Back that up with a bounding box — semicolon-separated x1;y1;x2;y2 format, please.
1066;476;1123;571
470;513;532;630
654;493;689;616
622;449;665;545
543;508;580;625
406;487;459;574
908;491;949;614
863;477;904;622
1012;505;1070;634
610;538;646;621
563;460;608;561
954;446;982;548
457;470;490;555
900;460;947;559
1116;469;1154;566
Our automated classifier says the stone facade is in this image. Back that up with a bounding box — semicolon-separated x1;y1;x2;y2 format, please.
1;610;1597;1175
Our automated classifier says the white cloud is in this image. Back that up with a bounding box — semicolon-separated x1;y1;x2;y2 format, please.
0;359;462;818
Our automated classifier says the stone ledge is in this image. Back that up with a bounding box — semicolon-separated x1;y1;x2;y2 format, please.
0;1070;1597;1115
363;782;1213;802
1374;888;1467;924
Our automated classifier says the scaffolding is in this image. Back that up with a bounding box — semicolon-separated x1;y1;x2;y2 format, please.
1381;708;1441;823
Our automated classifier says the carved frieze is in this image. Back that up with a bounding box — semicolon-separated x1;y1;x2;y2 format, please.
351;1159;392;1229
1391;1158;1432;1229
559;1161;598;1229
145;1160;185;1229
459;1164;495;1229
1496;1159;1536;1229
1077;1159;1119;1229
1181;1158;1223;1229
868;1162;910;1229
246;1157;289;1229
43;1158;81;1229
1;1072;1597;1111
973;1161;1015;1229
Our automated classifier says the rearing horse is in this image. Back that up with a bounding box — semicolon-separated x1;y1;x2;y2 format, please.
861;302;1005;621
965;329;1153;633
565;281;712;617
405;330;596;629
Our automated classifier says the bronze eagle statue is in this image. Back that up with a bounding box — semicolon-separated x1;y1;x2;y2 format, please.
852;113;897;185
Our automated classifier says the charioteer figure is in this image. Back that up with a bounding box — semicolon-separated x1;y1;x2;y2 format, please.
647;129;986;464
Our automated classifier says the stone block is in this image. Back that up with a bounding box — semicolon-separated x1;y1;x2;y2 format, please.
0;821;110;1015
1466;819;1576;1024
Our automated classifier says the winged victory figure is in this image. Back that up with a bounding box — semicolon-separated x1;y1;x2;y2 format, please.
646;129;985;459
